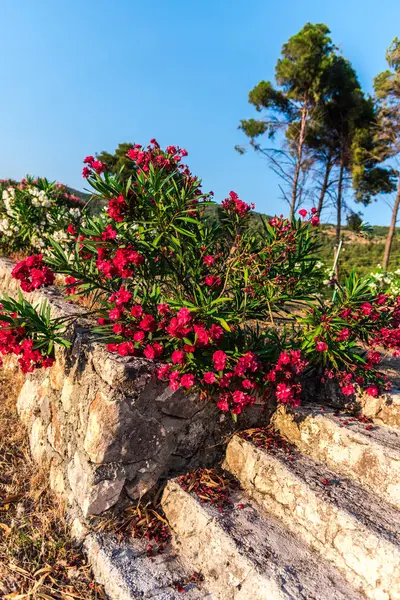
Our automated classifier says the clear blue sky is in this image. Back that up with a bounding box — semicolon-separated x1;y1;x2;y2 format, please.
1;0;399;225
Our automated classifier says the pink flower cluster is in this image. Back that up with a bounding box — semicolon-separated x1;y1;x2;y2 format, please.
0;314;54;373
107;195;127;222
221;191;254;218
265;350;308;407
158;347;261;415
96;245;144;279
82;156;107;178
126;139;189;175
11;255;55;292
298;207;320;226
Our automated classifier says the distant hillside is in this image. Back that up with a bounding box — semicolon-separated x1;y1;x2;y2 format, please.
318;226;400;277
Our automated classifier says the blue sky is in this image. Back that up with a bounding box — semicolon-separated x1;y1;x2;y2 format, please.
1;0;399;224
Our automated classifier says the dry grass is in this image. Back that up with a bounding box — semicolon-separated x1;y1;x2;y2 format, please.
0;369;106;599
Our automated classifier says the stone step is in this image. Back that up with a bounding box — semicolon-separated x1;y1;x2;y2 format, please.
224;433;400;600
357;388;400;431
84;533;211;600
272;404;400;509
161;478;362;600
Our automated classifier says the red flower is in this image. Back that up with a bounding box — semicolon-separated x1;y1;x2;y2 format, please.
310;215;320;226
203;372;216;384
336;328;350;342
213;350;227;371
232;390;246;404
107;195;127;222
298;209;308;218
12;255;55;292
217;393;230;412
133;331;145;342
341;384;355;396
102;225;117;240
205;275;221;287
91;160;106;174
221;191;254;218
316;341;328;352
242;379;255;390
278;351;291;365
157;364;170;380
165;317;191;339
181;373;195;389
361;303;373;316
193;325;209;346
276;383;293;403
203;255;215;266
176;308;192;325
157;303;170;315
109;307;123;321
114;286;132;306
143;343;163;359
171;350;186;365
140;315;157;332
169;370;180;391
152;343;164;357
131;305;144;319
65;276;77;295
209;324;224;342
365;385;379;397
117;341;135;356
67;223;77;235
143;345;156;359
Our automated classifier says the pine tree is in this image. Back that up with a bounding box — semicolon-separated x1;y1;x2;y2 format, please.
374;39;400;271
237;23;335;219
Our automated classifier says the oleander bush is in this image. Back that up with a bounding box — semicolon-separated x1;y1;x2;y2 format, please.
0;176;87;254
367;266;400;297
1;141;400;417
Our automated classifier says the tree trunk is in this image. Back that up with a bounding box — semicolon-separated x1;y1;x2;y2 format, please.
290;106;308;220
383;178;400;271
317;159;332;217
335;159;345;280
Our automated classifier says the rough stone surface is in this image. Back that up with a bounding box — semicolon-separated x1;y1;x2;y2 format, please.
273;404;400;509
83;533;210;600
356;388;400;430
0;257;270;520
162;480;362;600
225;434;400;600
67;452;126;516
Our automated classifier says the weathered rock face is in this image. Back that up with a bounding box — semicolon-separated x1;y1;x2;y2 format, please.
0;257;270;518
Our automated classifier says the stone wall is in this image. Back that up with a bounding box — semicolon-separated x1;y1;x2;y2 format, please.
0;257;271;520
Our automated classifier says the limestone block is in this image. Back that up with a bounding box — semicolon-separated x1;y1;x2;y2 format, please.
273;405;400;509
67;452;125;516
224;435;400;600
84;390;165;464
60;376;74;413
49;346;66;391
17;377;49;426
162;481;360;600
29;417;48;463
358;390;400;430
47;402;66;455
49;460;66;496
